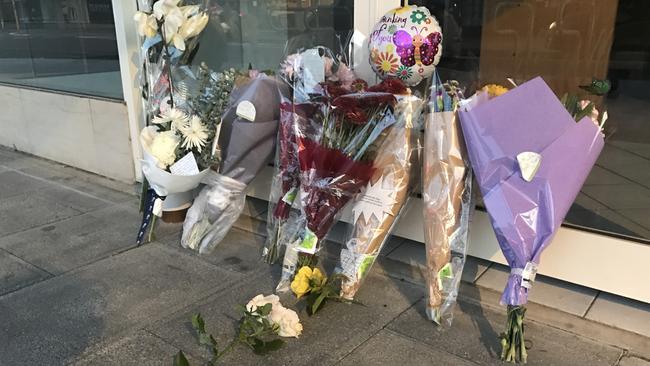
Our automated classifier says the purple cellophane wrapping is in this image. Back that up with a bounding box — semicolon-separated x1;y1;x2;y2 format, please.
459;77;604;306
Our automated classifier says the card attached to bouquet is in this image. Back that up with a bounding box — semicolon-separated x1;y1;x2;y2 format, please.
301;49;325;94
352;175;397;223
170;153;200;176
236;100;256;122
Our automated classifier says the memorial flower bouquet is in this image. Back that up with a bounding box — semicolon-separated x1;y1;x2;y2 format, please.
181;74;288;253
336;93;424;301
136;64;238;245
276;76;411;294
422;74;474;326
263;46;358;264
459;77;606;363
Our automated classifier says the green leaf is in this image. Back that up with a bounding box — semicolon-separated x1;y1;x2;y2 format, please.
191;313;206;334
311;290;329;315
250;338;285;355
258;303;273;316
173;350;191;366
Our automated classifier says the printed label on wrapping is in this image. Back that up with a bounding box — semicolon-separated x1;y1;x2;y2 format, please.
298;227;318;254
340;247;376;281
282;187;298;204
437;262;453;289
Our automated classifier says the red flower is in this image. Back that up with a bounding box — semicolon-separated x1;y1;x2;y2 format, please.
323;81;351;99
367;78;408;95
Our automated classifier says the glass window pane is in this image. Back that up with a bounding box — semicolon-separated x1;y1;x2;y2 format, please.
195;0;354;72
413;0;650;241
0;0;122;99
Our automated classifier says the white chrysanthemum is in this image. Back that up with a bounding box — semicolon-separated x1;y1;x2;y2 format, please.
152;108;188;132
180;115;208;152
149;130;180;169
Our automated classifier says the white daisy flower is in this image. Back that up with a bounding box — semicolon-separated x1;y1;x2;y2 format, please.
180;115;209;152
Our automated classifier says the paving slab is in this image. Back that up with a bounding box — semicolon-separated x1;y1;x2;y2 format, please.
148;266;423;365
0;192;83;236
73;330;202;366
0;170;49;200
161;226;267;275
586;292;650;338
0;249;50;295
475;264;598;316
0;243;240;366
0;204;178;275
232;211;268;237
620;356;650;366
386;298;623;366
2;156;135;203
337;329;476;366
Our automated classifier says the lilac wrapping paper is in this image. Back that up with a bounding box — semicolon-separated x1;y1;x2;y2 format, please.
459;77;604;306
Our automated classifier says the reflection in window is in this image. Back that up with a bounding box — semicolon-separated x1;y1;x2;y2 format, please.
413;0;650;241
195;0;353;72
0;0;122;99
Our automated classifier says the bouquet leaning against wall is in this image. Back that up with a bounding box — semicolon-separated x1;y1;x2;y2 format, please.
133;0;215;244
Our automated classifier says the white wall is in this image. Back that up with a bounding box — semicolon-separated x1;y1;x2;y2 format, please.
0;85;135;183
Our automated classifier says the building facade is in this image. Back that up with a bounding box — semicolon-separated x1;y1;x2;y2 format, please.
0;0;649;303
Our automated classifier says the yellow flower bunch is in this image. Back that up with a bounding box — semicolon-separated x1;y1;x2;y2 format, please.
290;266;326;298
482;84;509;98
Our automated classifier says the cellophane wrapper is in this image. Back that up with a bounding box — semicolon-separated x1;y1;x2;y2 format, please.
422;109;473;326
458;77;604;306
337;95;424;300
181;171;247;254
263;101;319;264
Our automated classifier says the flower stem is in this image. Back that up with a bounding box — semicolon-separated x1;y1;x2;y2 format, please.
500;305;527;364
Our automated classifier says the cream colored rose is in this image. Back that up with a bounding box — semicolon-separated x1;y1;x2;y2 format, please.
246;294;281;312
269;306;303;338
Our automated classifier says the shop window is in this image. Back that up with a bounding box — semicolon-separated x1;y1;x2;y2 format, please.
413;0;650;241
0;0;122;99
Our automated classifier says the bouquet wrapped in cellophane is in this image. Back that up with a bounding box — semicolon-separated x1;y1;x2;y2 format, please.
133;1;216;245
336;94;424;300
262;46;347;264
459;77;605;363
181;74;288;253
422;74;474;326
275;75;411;293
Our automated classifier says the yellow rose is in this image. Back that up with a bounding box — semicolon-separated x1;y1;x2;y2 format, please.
311;268;325;287
291;276;310;298
297;266;313;278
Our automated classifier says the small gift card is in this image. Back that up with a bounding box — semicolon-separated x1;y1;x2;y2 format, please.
170;153;200;176
301;48;325;94
236;100;256;121
517;151;542;182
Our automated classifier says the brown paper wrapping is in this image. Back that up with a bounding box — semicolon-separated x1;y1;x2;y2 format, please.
423;110;472;324
339;97;423;300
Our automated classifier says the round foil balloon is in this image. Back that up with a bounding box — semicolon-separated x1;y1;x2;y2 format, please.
368;5;443;86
